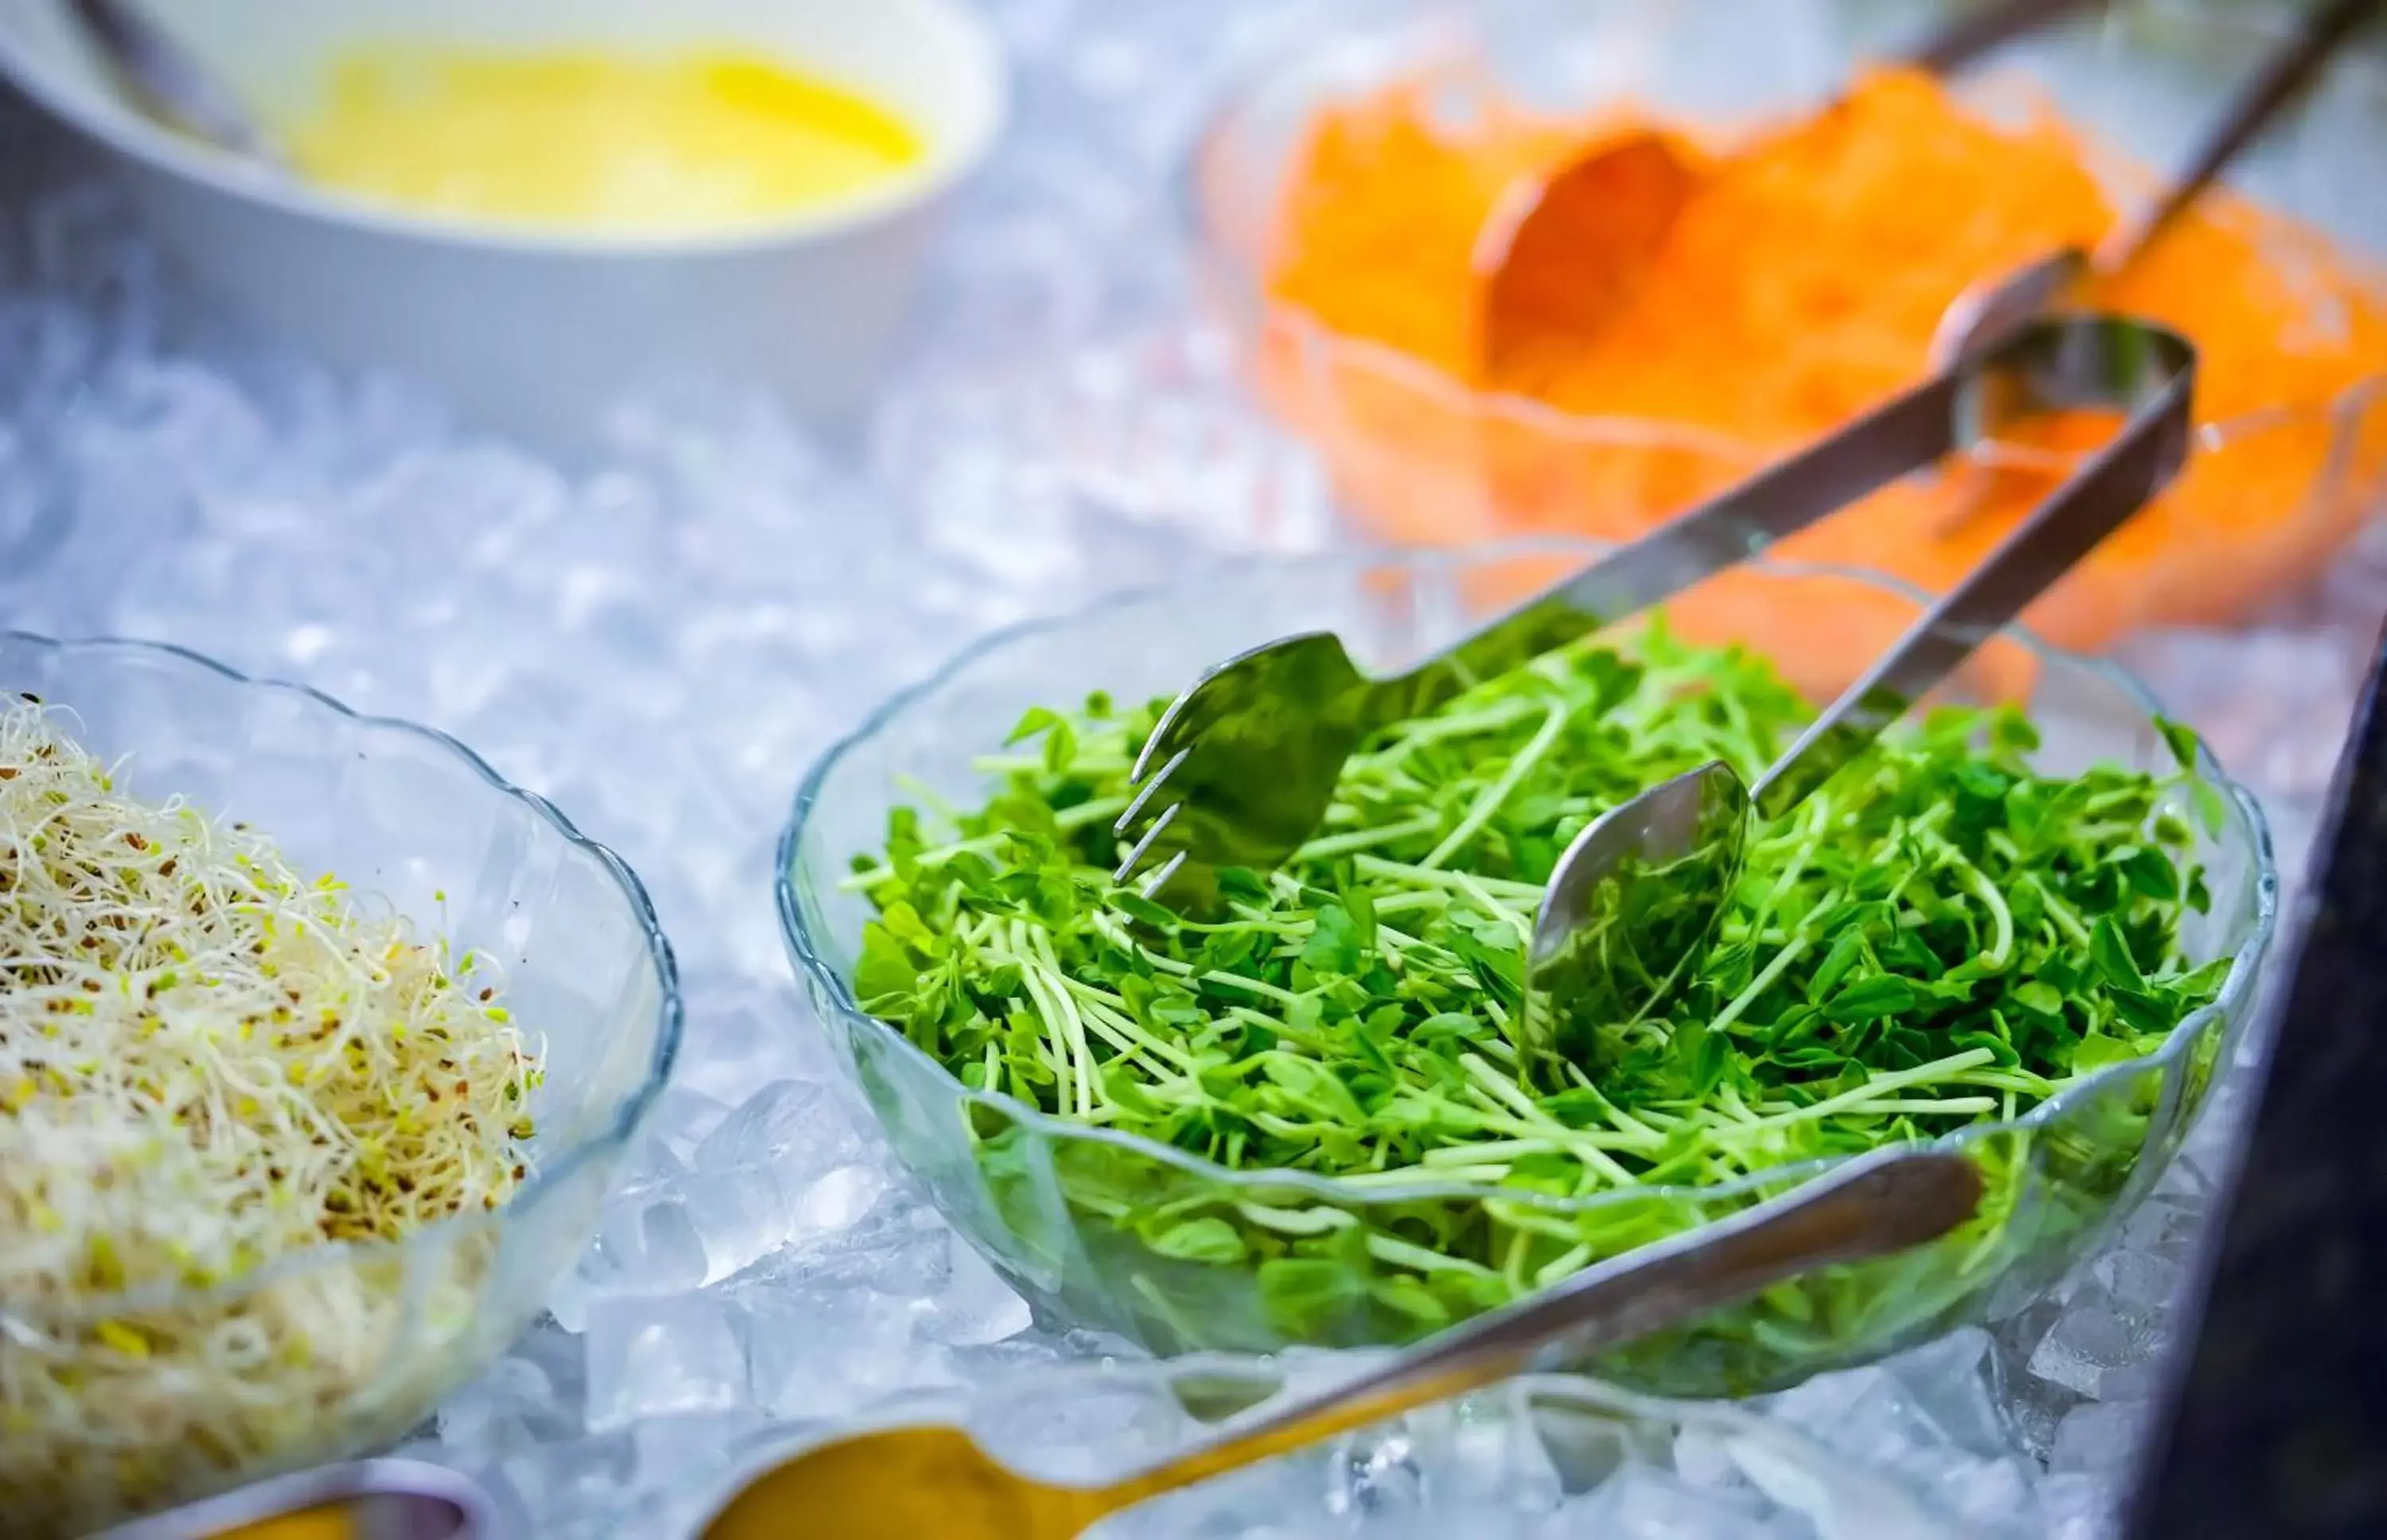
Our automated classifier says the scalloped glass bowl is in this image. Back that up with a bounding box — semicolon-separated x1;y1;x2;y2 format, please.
778;544;2276;1399
0;634;681;1538
1182;0;2387;674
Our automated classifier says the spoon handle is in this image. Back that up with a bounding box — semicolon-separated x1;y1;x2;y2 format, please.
1099;1146;1983;1513
1752;316;2196;819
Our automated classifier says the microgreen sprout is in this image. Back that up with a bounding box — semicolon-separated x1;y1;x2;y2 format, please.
849;618;2230;1344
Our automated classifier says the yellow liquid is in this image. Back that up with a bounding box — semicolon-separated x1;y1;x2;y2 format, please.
290;46;927;233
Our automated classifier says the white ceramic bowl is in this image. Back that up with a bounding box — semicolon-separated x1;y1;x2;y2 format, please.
0;0;1007;441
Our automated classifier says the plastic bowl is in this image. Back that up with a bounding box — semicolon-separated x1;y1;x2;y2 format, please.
0;633;680;1538
777;543;2276;1399
1181;0;2387;679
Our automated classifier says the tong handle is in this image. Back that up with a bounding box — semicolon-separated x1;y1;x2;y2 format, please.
1754;317;2198;818
2100;0;2378;269
1110;1147;1982;1509
1423;314;2139;704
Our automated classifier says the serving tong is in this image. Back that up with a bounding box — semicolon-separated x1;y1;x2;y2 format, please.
1121;0;2377;1039
1115;312;2197;1049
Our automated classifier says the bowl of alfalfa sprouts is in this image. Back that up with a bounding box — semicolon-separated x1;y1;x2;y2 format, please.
0;632;680;1539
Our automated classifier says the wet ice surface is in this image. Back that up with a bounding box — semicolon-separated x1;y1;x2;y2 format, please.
2;0;2381;1534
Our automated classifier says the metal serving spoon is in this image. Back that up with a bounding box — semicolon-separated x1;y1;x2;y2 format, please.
68;0;286;166
695;1146;1982;1540
1472;0;2101;383
1929;0;2380;368
1523;317;2194;1056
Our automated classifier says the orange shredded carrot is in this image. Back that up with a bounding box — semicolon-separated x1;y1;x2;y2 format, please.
1255;65;2387;687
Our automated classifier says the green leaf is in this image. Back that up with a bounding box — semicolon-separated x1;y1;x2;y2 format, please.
1808;928;1871;1004
1112;892;1181;930
1256;1256;1369;1336
2190;780;2229;838
1300;903;1368;976
1042;718;1080;774
1821;975;1918;1024
1370;1273;1453;1327
1145;1217;1248;1266
2089;915;2147;991
2116;846;2179;903
1005;706;1063;745
2070;1031;2144;1072
2012;980;2066;1019
2154;716;2203;774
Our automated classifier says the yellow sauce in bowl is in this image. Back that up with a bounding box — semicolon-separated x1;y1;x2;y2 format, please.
289;46;927;234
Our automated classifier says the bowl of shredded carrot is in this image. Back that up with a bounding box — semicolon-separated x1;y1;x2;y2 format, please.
1187;0;2387;694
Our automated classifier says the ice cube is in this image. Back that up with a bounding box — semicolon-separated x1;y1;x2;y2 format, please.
1325;1426;1423;1516
490;1432;637;1533
2031;1471;2123;1540
437;1351;559;1455
584;1293;751;1432
967;1375;1194;1482
695;1078;865;1180
1405;1394;1563;1515
588;1188;710;1297
1920;1456;2038;1534
2026;1297;2166;1401
916;1239;1034;1347
1880;1327;2010;1459
742;1285;918;1422
1767;1360;1959;1478
794;1162;894;1236
2093;1249;2185;1314
1556;1460;1778;1540
1722;1422;1972;1540
679;1169;797;1285
637;1083;735;1163
629;1409;769;1507
2048;1399;2151;1475
762;1196;954;1296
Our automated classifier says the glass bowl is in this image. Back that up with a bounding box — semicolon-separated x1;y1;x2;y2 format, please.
777;543;2276;1399
1182;0;2387;682
0;632;682;1538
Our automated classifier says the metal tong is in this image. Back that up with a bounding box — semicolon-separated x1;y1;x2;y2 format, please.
1114;313;2194;1057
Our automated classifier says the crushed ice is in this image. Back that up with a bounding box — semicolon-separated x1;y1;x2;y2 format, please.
1;0;2377;1534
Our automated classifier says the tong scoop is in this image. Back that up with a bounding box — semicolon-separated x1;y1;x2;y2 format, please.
1524;317;2194;1058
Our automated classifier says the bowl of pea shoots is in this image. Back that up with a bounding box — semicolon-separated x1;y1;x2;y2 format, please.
777;543;2276;1397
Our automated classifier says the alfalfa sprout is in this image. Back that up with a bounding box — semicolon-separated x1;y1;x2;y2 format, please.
0;696;544;1534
